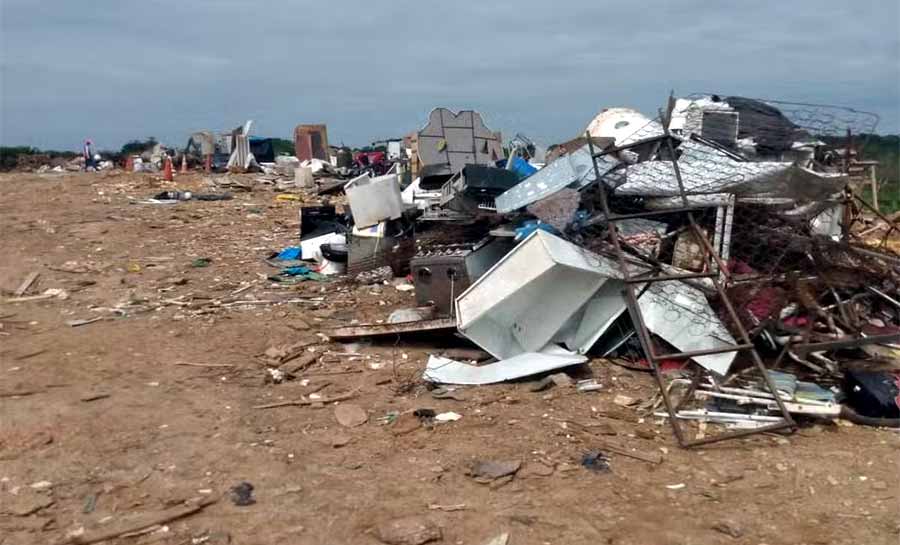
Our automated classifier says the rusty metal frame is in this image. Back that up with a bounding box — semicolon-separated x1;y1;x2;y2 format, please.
585;94;797;448
851;191;900;249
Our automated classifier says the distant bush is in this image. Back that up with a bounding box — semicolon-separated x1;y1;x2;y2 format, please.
0;146;78;171
271;138;294;156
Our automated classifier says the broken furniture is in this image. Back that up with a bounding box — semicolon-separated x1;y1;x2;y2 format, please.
416;108;505;189
294;124;330;162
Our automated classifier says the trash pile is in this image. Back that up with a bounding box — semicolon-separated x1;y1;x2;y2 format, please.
32;155;115;173
276;96;899;448
44;95;894;448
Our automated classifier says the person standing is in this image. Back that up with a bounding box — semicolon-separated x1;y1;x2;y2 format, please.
83;139;95;171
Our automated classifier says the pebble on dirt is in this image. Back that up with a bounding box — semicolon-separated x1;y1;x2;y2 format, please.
334;403;368;427
711;519;745;539
374;516;442;545
468;459;522;483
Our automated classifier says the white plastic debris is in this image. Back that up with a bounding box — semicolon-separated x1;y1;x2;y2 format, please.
434;412;462;422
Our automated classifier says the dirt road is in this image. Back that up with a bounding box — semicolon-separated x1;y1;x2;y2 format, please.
1;171;897;545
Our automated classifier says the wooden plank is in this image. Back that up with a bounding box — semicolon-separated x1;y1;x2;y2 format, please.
63;498;217;545
325;318;456;340
13;272;40;297
2;293;56;304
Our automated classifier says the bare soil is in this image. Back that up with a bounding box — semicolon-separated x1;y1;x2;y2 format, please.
1;171;897;545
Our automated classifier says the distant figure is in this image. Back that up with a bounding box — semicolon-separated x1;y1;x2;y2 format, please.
83;139;95;171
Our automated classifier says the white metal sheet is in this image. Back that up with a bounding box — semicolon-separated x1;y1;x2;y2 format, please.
455;230;617;359
423;345;587;385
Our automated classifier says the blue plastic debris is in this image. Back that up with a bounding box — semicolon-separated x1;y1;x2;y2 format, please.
513;220;560;241
276;247;302;260
497;156;538;180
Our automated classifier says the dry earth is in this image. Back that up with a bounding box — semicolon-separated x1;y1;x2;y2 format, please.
1;171;898;545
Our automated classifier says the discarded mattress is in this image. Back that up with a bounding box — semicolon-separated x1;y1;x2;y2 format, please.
639;282;737;375
605;137;847;199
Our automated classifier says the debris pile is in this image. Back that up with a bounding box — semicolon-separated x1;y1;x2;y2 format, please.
283;96;899;448
28;96;895;450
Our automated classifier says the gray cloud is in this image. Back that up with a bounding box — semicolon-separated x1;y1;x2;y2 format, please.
2;0;898;151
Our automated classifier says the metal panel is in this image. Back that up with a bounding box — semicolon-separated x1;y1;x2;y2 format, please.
558;279;629;354
423;345;587;385
455;230;623;359
495;145;618;213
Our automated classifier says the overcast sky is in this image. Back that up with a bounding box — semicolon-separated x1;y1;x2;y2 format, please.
2;0;898;152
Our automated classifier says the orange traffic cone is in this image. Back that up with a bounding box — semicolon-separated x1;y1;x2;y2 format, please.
180;154;188;174
163;157;174;181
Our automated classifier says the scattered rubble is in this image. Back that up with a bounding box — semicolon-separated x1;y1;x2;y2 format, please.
2;92;898;544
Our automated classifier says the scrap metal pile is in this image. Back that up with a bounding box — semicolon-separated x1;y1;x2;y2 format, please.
297;95;900;447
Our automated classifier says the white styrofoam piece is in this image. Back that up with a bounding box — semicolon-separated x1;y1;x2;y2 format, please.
423;345;587;385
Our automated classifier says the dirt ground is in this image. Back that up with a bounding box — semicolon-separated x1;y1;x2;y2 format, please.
1;171;897;545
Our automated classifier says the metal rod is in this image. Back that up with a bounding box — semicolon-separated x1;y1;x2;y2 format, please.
626;271;719;284
852;191;899;237
624;289;687;446
869;287;900;309
587;129;687;447
654;344;754;360
589;135;669;159
680;420;795;447
791;333;900;356
659;103;732;283
605;207;708;221
711;275;797;434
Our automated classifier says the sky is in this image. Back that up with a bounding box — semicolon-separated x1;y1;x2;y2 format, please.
1;0;898;152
